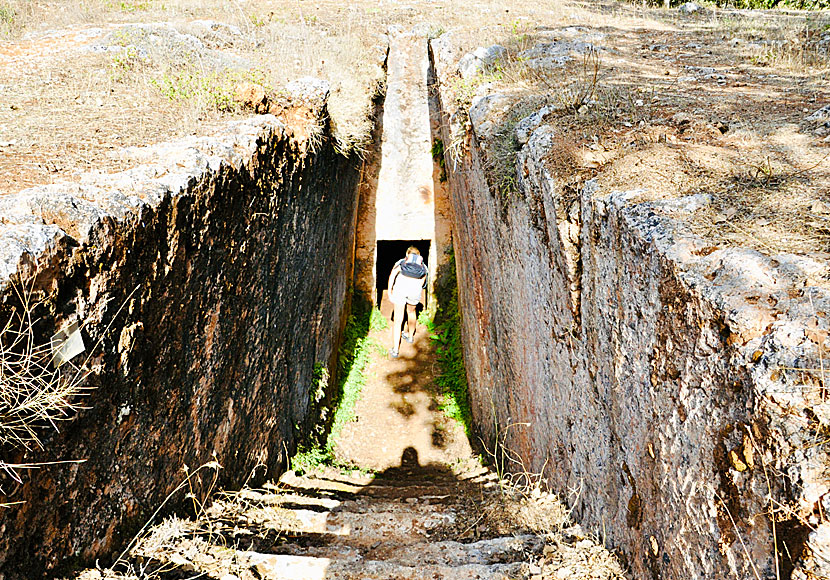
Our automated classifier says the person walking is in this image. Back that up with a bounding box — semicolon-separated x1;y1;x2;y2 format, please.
387;246;428;358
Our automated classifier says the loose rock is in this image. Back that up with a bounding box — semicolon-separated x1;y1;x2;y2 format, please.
233;81;267;112
458;44;506;79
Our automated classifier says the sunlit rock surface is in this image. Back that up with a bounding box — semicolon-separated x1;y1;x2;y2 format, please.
433;34;830;580
0;101;361;576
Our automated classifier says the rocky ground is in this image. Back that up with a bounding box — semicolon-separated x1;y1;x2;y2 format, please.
3;1;828;255
445;3;830;261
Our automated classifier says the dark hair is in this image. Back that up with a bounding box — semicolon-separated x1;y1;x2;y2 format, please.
406;245;420;256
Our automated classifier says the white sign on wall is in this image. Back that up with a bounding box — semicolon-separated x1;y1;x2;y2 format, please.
51;320;85;368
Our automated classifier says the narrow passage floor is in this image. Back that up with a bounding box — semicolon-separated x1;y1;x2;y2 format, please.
333;292;476;473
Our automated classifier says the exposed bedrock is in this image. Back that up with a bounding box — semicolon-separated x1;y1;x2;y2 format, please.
0;93;360;576
432;36;830;580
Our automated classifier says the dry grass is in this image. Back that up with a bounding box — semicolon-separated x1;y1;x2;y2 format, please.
4;2;829;576
0;278;91;498
105;460;223;579
459;466;626;579
99;476;336;579
441;0;830;258
473;487;627;580
447;416;627;579
0;288;86;449
0;277;138;506
700;7;830;71
0;0;656;196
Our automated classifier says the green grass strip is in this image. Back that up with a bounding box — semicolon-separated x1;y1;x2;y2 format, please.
425;253;473;437
328;331;377;445
291;302;382;474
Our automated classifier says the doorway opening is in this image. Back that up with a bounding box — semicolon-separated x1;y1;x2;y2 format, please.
376;240;431;306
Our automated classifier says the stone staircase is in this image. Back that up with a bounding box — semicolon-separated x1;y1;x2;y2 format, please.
81;458;626;580
241;467;541;580
76;305;628;580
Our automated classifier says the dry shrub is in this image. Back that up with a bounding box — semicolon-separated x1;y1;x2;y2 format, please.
106;460;223;578
0;276;138;505
480;482;571;537
0;279;91;498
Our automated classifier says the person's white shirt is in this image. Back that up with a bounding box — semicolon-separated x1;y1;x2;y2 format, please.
389;256;427;305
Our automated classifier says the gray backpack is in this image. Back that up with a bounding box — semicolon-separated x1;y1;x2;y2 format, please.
399;254;427;279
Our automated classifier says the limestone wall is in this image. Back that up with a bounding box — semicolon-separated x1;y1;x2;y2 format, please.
433;36;830;580
0;102;360;576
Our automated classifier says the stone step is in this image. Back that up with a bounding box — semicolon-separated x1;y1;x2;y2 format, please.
132;534;539;580
246;502;458;546
109;464;565;580
276;472;372;493
230;488;343;511
213;489;461;524
367;534;544;567
202;486;500;558
276;470;500;502
278;464;494;486
245;552;530;580
269;481;464;503
280;534;545;567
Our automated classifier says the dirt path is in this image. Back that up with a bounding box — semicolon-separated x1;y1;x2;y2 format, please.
333;293;477;473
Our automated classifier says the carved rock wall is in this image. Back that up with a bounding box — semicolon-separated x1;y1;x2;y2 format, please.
433;36;830;580
0;112;360;577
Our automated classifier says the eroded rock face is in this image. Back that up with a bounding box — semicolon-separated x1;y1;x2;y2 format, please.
432;36;830;580
0;110;360;576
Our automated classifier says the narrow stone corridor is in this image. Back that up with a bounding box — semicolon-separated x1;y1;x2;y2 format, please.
2;2;830;577
71;29;631;579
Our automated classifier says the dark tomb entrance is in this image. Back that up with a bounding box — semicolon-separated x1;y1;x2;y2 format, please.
375;239;431;306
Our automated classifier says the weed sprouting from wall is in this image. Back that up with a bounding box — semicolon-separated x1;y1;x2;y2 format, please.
299;362;330;446
556;48;600;113
446;40;601;201
0;282;91;500
486;101;538;199
431;138;447;182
